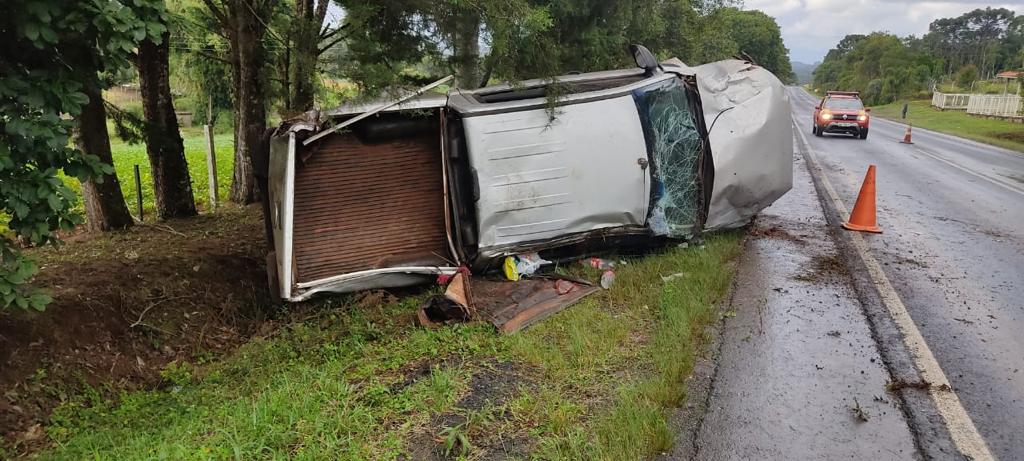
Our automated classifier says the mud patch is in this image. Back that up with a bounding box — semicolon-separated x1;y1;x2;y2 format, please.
0;205;271;455
749;225;808;245
403;360;535;460
993;131;1024;144
792;253;847;283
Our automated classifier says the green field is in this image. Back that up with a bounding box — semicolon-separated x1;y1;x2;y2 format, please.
870;100;1024;154
72;125;236;218
39;234;743;460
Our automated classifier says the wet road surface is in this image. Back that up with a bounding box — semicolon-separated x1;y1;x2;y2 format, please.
687;150;919;459
789;87;1024;460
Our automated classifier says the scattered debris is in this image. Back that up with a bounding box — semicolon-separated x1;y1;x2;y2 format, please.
851;398;870;422
886;379;932;392
953;317;974;325
418;273;474;328
826;330;842;337
436;277;602;335
584;257;617;270
502;252;550;281
600;270;616;289
661;272;687;282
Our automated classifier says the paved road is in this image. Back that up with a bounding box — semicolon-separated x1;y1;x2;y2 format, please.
684;149;918;460
789;87;1024;460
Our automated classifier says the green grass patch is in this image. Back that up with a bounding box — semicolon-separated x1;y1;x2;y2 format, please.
37;233;743;460
870;99;1024;154
68;125;236;218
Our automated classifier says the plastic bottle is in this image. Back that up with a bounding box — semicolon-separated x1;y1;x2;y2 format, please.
600;270;616;289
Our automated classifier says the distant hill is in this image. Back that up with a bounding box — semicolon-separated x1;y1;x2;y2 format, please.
791;61;820;84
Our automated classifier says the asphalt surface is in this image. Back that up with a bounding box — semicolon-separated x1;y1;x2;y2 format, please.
685;149;919;460
788;87;1024;460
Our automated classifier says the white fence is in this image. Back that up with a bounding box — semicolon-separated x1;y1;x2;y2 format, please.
966;94;1023;118
931;91;971;110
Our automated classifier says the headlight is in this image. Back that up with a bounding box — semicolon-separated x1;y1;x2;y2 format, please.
858;111;867;122
821;111;832;120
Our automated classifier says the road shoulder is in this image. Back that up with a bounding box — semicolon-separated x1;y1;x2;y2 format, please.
664;149;920;460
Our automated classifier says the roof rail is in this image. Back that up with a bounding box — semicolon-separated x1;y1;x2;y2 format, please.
826;90;860;97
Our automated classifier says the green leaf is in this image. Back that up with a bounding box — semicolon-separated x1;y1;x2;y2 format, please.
29;293;51;311
24;22;40;41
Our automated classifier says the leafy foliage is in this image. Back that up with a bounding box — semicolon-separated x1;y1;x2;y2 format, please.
0;0;166;310
813;8;1024;105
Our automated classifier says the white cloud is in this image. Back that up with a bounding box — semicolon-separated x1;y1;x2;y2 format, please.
741;1;1020;63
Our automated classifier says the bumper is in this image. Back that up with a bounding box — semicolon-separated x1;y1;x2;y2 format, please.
820;122;868;134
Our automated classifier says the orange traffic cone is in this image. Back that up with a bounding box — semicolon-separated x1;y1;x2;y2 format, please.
842;165;882;233
900;123;913;144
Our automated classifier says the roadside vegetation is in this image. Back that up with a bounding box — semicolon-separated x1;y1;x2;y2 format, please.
811;8;1023;106
870;100;1024;154
31;233;742;460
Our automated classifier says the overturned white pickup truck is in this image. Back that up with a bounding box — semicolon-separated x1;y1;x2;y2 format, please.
262;46;792;301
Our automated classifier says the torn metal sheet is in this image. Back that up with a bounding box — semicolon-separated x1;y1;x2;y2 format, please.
472;278;599;334
666;58;794;230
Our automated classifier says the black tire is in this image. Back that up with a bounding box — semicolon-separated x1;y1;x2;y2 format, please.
814;125;823;137
859;129;868;140
811;125;816;135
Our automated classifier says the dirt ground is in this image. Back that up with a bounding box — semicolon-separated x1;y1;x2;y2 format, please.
0;205;273;454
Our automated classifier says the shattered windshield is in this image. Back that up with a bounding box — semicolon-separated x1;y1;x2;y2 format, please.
633;77;704;238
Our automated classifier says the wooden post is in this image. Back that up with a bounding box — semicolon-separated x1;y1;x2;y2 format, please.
204;96;218;212
133;164;144;222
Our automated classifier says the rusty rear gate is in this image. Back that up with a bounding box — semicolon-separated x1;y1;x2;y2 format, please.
291;132;451;284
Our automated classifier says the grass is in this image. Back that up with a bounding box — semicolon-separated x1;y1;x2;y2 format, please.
66;124;237;218
870;99;1024;153
36;233;743;460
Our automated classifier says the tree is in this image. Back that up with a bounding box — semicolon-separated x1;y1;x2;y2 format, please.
954;64;978;89
288;0;334;111
138;28;199;219
718;8;795;83
75;82;136;231
202;0;273;204
1;0;165;310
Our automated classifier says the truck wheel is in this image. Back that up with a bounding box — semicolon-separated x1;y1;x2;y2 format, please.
814;125;823;137
859;129;868;140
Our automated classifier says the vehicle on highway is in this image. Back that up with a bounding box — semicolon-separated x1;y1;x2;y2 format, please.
812;90;870;139
262;46;792;301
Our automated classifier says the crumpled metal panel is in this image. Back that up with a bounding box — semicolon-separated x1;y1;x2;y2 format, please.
667;59;793;230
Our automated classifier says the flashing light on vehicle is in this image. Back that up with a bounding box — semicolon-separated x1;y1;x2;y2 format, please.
820;110;832;121
858;111;868;122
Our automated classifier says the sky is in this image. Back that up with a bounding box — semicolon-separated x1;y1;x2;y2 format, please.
743;0;1021;63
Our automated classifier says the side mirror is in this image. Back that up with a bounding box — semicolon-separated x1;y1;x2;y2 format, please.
815;105;821;110
865;108;872;112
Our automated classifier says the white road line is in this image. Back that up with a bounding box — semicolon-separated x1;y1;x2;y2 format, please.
911;147;1024;196
792;118;996;461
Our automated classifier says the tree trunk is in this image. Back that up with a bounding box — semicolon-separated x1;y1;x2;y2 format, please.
290;0;327;112
76;85;135;231
452;10;481;89
228;0;266;204
137;33;198;219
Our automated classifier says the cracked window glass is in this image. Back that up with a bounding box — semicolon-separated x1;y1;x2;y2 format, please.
633;77;704;238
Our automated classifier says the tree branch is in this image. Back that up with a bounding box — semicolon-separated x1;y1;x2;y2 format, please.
201;0;230;27
318;32;349;55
